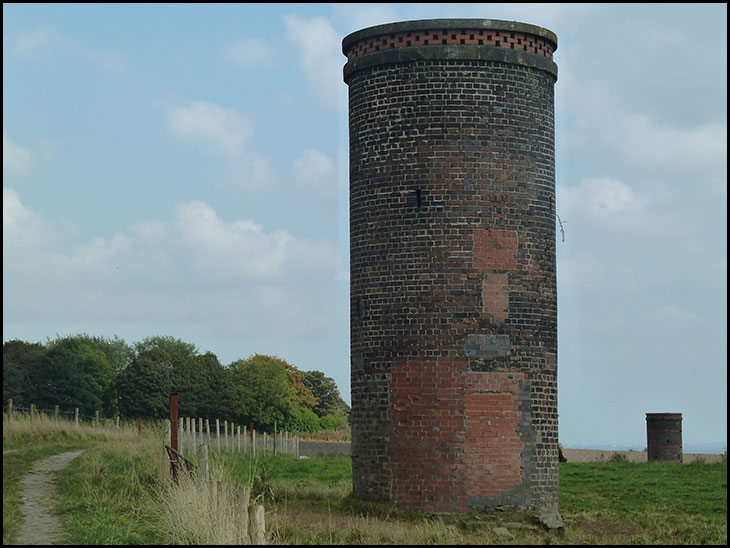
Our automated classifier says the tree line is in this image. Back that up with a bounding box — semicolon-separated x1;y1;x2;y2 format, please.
3;334;350;433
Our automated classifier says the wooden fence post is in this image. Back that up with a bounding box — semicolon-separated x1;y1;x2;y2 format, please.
179;417;185;455
236;485;251;544
54;405;59;419
249;504;266;544
75;408;80;427
216;419;220;451
7;399;12;415
95;410;99;427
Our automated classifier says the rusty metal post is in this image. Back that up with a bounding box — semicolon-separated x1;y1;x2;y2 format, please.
170;393;179;453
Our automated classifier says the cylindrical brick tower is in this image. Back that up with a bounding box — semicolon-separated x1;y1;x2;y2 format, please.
646;413;683;462
343;19;559;513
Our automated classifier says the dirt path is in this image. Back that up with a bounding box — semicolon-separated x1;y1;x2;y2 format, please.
15;450;85;545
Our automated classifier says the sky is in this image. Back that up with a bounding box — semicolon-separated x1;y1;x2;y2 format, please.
3;3;726;451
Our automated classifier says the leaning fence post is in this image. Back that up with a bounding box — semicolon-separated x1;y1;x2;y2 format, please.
237;485;251;544
249;504;266;544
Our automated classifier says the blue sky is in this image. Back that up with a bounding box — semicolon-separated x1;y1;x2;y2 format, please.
3;3;726;451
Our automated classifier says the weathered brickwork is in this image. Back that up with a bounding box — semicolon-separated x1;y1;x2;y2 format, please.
343;19;558;513
346;28;555;61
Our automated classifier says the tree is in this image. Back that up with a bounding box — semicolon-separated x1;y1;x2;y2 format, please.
116;348;171;419
229;355;295;431
190;351;231;419
45;333;133;416
28;337;114;416
303;370;348;418
133;335;199;416
228;354;320;432
3;339;44;407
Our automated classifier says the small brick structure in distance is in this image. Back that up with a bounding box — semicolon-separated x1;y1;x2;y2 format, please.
343;18;559;514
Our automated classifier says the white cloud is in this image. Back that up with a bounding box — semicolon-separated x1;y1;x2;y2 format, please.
224;37;278;68
559;177;645;220
167;101;252;156
11;27;127;72
615;116;727;172
3;130;33;176
166;101;276;190
293;148;338;193
173;200;293;279
3;190;342;340
12;27;63;57
2;187;60;250
283;14;344;103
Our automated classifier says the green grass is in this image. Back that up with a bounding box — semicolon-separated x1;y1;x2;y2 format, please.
5;414;727;545
559;461;727;545
55;437;169;544
560;460;727;517
218;454;727;545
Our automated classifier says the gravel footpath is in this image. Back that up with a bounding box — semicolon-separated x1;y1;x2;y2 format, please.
15;450;85;545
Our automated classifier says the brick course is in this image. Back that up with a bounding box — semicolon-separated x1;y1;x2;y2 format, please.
344;18;558;514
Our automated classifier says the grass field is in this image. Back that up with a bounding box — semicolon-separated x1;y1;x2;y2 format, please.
3;414;727;545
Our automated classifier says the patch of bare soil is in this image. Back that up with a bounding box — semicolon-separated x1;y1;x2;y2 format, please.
15;450;85;545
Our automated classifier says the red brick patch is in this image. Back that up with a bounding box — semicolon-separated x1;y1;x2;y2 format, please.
474;229;518;271
465;371;526;497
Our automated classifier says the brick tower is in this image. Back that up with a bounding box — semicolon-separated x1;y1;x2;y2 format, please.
343;19;559;513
